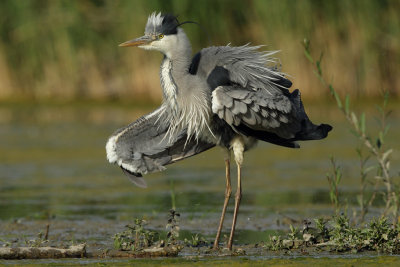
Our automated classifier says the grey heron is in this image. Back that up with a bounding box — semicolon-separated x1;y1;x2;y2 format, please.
106;12;332;250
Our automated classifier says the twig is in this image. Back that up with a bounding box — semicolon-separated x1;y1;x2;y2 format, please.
303;39;398;224
0;244;86;260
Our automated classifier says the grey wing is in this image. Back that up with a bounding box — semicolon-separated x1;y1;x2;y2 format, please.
193;45;332;147
196;45;292;95
211;86;332;148
106;106;215;187
211;85;301;147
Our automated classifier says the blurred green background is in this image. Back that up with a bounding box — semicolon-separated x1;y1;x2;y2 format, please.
0;0;399;102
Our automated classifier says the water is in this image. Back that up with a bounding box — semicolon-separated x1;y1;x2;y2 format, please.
0;101;399;263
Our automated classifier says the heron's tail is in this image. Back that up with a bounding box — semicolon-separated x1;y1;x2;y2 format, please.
289;89;333;141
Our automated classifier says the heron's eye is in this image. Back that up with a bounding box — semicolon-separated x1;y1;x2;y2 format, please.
158;34;164;39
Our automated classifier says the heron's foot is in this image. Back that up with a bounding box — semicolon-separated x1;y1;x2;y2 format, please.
211;245;233;255
212;242;219;250
220;247;233;255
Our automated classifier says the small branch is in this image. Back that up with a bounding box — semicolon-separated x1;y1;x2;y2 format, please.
303;38;398;224
97;246;181;258
0;244;86;260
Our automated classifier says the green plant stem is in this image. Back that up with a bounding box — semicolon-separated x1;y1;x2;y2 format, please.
303;39;398;224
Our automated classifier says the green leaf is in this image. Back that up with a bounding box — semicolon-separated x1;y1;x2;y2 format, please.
330;192;335;202
331;87;342;109
379;131;384;146
360;112;366;134
336;170;342;184
316;52;324;75
303;38;310;50
375;104;384;115
355;147;362;157
319;52;324;63
313;70;325;84
383;91;389;107
344;95;350;115
383;125;391;136
304;50;313;64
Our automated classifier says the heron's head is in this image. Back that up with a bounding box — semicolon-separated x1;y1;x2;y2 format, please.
120;12;187;56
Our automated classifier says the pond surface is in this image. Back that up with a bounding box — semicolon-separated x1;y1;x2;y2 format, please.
0;101;399;265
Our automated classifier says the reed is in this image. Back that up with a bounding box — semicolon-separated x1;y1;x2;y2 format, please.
0;0;399;102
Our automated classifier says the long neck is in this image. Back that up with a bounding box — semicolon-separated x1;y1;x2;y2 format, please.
158;29;212;141
160;28;192;113
164;28;192;69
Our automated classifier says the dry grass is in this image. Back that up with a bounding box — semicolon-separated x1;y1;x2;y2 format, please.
0;0;398;102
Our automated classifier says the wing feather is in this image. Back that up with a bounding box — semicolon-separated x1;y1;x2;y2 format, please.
212;85;297;138
232;100;247;115
198;45;292;95
106;106;215;183
198;45;332;147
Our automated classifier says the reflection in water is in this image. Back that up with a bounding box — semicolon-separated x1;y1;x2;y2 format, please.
0;103;399;245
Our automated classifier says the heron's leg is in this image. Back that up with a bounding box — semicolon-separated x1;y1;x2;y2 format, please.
227;138;244;250
213;153;231;249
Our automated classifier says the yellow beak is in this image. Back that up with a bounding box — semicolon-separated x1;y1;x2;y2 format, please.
119;35;153;47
